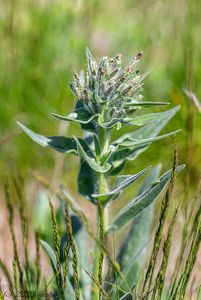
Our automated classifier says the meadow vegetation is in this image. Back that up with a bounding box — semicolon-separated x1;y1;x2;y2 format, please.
0;1;201;299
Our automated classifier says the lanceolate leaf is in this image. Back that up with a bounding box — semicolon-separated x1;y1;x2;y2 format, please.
40;240;57;272
73;137;111;173
123;110;176;126
17;121;90;155
109;106;180;169
92;167;150;203
109;148;137;167
41;240;75;299
125;100;169;108
116;129;181;147
52;109;99;124
118;164;162;264
107;165;185;232
117;165;162;290
114;106;180;144
109;129;180;171
93;134;101;156
119;292;133;300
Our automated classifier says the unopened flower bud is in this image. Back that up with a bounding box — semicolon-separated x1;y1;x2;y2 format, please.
135;51;143;60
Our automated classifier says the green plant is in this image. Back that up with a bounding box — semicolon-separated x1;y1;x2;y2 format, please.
17;49;185;299
2;171;201;300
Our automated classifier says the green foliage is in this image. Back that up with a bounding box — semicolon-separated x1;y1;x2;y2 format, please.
92;167;150;203
1;1;201;299
1;165;201;300
108;165;184;232
1;0;201;188
117;164;162;289
16;49;187;300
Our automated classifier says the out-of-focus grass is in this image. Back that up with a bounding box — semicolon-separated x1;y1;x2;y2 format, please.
1;166;201;299
0;0;201;190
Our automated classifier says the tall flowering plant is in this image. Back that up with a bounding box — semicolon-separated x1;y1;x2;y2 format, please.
17;49;184;300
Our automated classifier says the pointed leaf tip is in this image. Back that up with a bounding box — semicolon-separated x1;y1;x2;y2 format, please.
92;166;151;203
17;121;87;155
107;164;185;232
17;121;49;147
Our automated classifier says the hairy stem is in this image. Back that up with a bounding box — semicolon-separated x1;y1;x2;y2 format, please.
91;128;110;300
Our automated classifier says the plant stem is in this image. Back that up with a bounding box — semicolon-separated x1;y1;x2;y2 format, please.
91;128;110;300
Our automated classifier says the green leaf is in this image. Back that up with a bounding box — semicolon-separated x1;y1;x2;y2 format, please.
123;110;176;126
109;161;125;176
78;160;97;202
120;292;133;300
52;108;99;124
117;165;162;289
41;240;75;299
109;129;180;170
125;100;169;108
109;148;137;167
107;165;185;232
40;240;57;272
17;121;91;155
93;134;101;156
109;106;180;167
116;129;181;147
92;167;150;203
114;106;180;144
100;145;117;165
137;164;162;194
73;137;111;173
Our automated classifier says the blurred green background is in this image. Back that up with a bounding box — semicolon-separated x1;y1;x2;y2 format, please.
1;0;201;189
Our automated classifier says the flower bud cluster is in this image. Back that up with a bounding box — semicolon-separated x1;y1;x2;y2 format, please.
70;49;144;128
